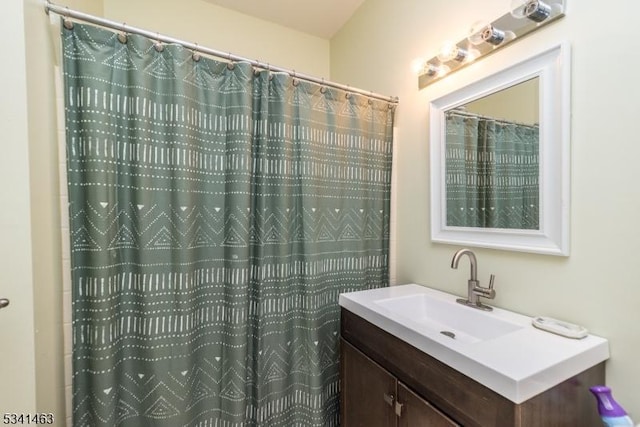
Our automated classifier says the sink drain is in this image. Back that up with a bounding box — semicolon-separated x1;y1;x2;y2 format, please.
440;331;456;339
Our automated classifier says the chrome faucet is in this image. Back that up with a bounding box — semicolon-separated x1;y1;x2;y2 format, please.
450;248;496;311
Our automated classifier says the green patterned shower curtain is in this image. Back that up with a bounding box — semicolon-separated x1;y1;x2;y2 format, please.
62;22;394;427
445;112;539;229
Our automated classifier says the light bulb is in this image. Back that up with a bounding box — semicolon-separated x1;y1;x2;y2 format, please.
434;64;450;77
411;57;427;75
412;59;449;78
465;48;480;62
425;63;449;77
437;41;468;62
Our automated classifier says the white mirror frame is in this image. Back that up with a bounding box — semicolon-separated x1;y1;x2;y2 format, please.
430;42;571;256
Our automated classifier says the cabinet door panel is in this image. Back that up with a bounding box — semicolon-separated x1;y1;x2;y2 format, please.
398;382;460;427
341;339;396;427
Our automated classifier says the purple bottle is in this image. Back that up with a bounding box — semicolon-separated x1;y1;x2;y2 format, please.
589;386;634;426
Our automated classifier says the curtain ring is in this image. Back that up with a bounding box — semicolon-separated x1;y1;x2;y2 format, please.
345;85;352;99
253;60;261;76
268;63;273;80
227;52;235;70
292;70;299;87
63;7;74;30
117;22;128;44
154;33;164;52
320;78;327;94
192;43;201;62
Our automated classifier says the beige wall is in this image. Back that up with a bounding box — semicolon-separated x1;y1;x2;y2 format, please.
60;0;104;15
332;0;640;417
24;0;63;420
0;0;37;413
104;0;330;77
464;77;539;125
19;0;105;422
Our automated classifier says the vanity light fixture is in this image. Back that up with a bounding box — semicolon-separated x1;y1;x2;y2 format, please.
416;0;565;88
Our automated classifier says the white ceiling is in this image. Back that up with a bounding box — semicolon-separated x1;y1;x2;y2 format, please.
201;0;366;39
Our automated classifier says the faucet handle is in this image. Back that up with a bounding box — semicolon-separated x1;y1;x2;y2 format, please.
474;274;496;299
485;274;496;298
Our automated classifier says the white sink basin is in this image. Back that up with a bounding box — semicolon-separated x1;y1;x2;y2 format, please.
339;284;609;404
375;294;523;344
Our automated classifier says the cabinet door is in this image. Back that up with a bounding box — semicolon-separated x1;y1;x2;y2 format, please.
397;382;460;427
341;339;397;427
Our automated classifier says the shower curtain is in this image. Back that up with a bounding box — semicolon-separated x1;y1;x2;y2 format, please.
62;23;394;427
445;111;539;229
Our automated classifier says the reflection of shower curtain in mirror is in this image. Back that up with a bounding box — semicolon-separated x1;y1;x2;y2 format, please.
445;112;539;229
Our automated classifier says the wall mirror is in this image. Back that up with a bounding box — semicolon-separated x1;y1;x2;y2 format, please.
430;42;570;255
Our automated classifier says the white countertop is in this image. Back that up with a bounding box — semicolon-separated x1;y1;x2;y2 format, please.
339;284;610;403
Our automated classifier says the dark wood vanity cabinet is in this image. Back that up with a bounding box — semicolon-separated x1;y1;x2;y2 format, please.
341;338;398;427
340;308;604;427
397;381;459;427
341;338;458;427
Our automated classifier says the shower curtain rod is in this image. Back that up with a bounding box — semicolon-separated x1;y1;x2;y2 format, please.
45;1;399;105
447;108;539;128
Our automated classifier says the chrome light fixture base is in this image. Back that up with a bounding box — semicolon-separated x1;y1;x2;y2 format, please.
418;0;565;89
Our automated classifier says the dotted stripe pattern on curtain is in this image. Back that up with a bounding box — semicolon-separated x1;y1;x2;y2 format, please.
62;22;394;427
445;112;539;230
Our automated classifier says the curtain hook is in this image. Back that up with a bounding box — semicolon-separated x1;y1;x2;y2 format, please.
292;70;299;87
192;43;201;62
253;59;261;76
63;7;74;30
268;63;273;80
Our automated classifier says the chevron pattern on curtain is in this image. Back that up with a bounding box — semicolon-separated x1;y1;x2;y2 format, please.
445;112;539;230
62;22;394;427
